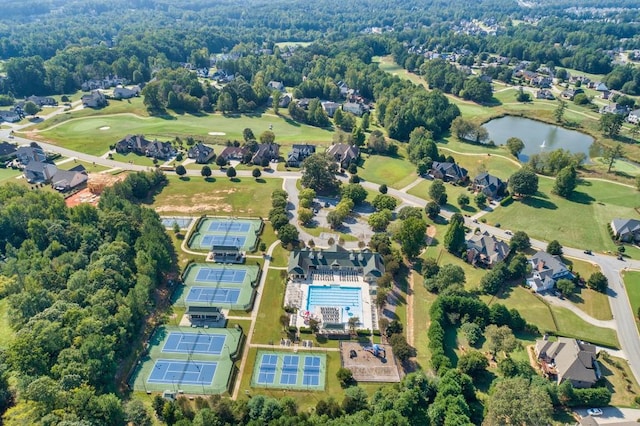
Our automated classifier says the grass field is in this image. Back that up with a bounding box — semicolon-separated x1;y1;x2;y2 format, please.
31;108;334;156
484;178;640;253
150;175;282;217
357;151;416;189
624;271;640;333
408;179;480;215
0;168;21;183
560;258;612;320
411;271;437;370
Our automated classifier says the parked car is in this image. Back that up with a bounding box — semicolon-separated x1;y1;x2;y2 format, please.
587;408;603;417
505;230;513;235
583;249;592;255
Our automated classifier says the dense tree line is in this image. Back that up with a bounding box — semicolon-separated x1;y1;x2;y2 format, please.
0;171;175;424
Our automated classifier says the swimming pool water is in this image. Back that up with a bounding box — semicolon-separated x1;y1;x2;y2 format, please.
306;286;363;323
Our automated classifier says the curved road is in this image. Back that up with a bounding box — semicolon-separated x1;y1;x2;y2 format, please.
3;127;640;383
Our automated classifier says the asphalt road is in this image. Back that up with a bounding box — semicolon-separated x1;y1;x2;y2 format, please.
4;126;640;384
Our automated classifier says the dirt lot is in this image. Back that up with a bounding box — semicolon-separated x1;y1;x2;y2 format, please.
340;341;402;383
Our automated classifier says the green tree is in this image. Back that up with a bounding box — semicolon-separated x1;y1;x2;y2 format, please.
443;215;466;254
429;179;447;205
553;165;577;198
260;130;276;144
125;400;152;426
424;263;466;293
278;224;298;246
485;324;519;356
475;192;487;207
300;153;340;194
599;113;624;137
515;87;531;102
506;137;525;158
361;112;370;131
336;367;354;388
554;99;567;123
200;165;212;178
484;377;553;426
425;201;440;219
215;155;227;168
271;90;282;114
252;168;262;179
23;101;40;116
298;208;314;225
243;128;255;142
175;165;187;177
547;239;563;255
460;322;482;346
226;166;236;179
396;217;427;258
603;143;624;173
556;278;576;296
457;193;470;208
340;183;367;205
509;231;531;252
587;271;608;293
636;174;640;191
508;167;539;197
352;126;366;148
457;350;489;377
368;210;392;232
372;194;398;211
379;184;388;194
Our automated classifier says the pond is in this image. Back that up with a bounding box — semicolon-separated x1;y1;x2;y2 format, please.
483;116;594;162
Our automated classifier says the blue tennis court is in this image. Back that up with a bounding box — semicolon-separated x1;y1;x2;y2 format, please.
195;268;247;283
148;360;217;385
257;354;278;384
280;355;299;385
162;332;226;355
208;222;251;232
201;235;246;247
303;356;321;386
186;287;241;304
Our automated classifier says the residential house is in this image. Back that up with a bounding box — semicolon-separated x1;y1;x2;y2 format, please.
466;231;510;268
321;101;340;118
610;218;640;243
112;86;141;100
268;93;292;108
267;81;286;92
218;146;248;162
0;142;17;162
560;88;583;100
251;143;280;165
23;161;57;183
0;110;21;123
473;172;507;199
286;144;316;167
595;82;609;92
536;89;555;100
337;81;350;97
342;102;367;117
81;91;107;108
115;134;175;160
144;140;176;160
526;250;574;292
51;165;88;192
429;161;469;183
600;103;629;116
535;337;600;388
25;96;57;107
296;98;311;110
16;144;47;165
627;109;640;124
288;245;385;284
187;142;215;164
326;143;360;169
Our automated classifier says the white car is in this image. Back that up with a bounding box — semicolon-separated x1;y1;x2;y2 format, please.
505;230;513;235
587;408;603;417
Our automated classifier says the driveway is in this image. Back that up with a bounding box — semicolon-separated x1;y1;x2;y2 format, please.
575;407;640;424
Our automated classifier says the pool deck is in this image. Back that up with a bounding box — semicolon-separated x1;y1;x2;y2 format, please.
286;274;375;331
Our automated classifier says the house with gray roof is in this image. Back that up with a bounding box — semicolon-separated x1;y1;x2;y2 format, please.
0;142;17;162
24;161;57;183
187;142;215;164
466;231;510;268
526;250;574;292
473;172;507;199
286;144;316;167
535;337;600;388
251;143;280;166
51;165;88;192
327;143;359;169
267;81;285;92
16;144;47;165
81;90;107;108
113;86;141;100
628;109;640;124
342;102;366;117
429;161;468;183
321;101;340;118
611;218;640;243
288;245;384;284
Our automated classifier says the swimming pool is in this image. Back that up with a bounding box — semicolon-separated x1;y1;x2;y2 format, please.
306;285;363;323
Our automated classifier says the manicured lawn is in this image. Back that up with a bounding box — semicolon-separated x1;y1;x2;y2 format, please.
566;286;612;321
445;151;521;180
408;179;480;215
624;271;640;334
0;167;21;183
150;175;282;217
300;224;359;242
481;286;557;333
33;109;334;156
110;152;158;167
598;354;640;407
0;299;15;349
412;271;437;370
553;307;619;348
484;178;640;253
358;151;416;189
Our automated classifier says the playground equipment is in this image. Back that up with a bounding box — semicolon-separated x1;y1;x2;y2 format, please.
364;344;386;359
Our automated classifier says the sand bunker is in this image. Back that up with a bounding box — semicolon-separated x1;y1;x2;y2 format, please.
99;126;110;130
208;131;226;136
